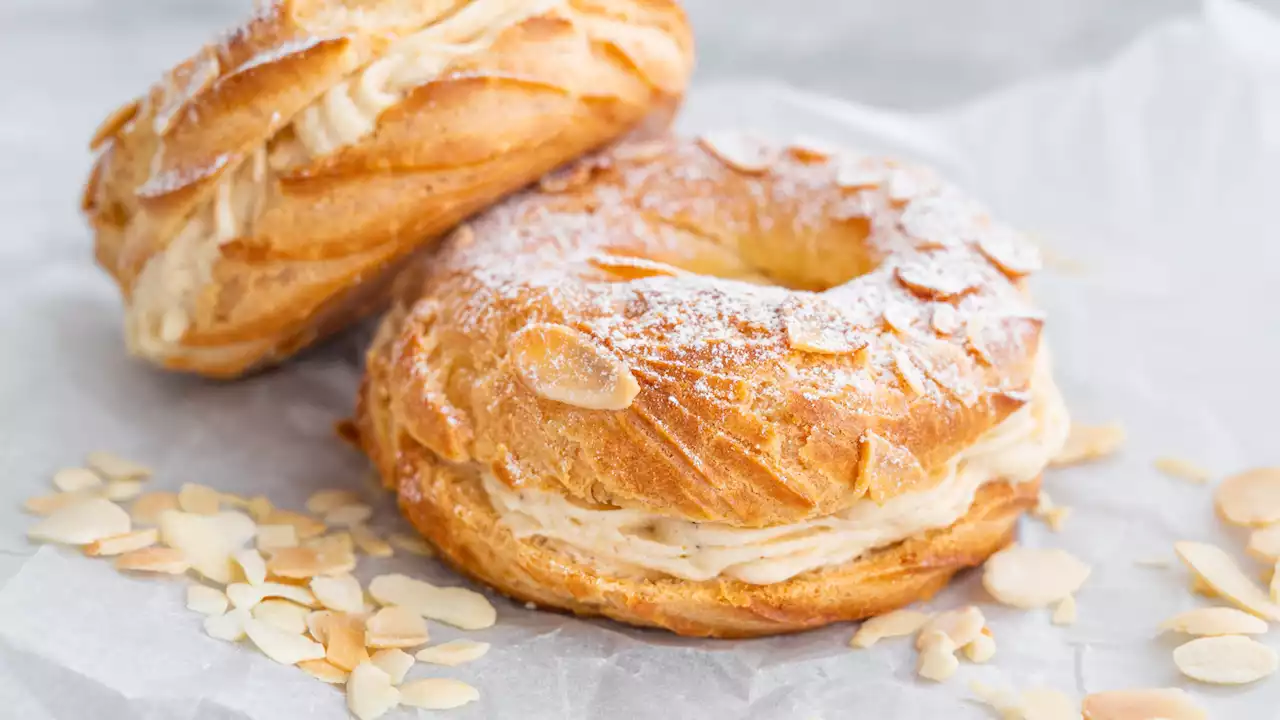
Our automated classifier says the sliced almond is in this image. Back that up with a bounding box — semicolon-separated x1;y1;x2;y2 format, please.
850;609;931;648
369;574;496;630
835;160;883;188
1154;457;1212;484
1051;422;1125;466
130;492;179;525
347;662;401;720
115;546;189;574
23;492;94;516
299;659;348;684
365;605;430;649
252;599;310;634
102;480;145;502
1247;524;1280;562
916;606;985;649
1020;687;1076;720
351;525;394;558
259;509;326;540
306;531;354;554
1216;467;1280;527
961;627;995;663
916;630;959;682
1270;559;1280;603
976;228;1042;277
28;498;131;546
892;349;927;396
227;581;319;609
387;533;435;557
1082;688;1205;720
1159;607;1268;636
306;610;334;644
1172;635;1278;684
326;613;371;671
243;616;325;666
1052;595;1078;626
400;678;479;711
234;548;267;586
53;467;103;493
267;544;356;579
311;574;365;613
895;257;981;300
969;680;1019;717
325;504;373;527
84;528;158;556
204;608;250;642
246;496;275;522
509;324;640;411
86;451;151;481
158;510;254;584
305;489;363;515
187;585;229;616
1174;541;1280;620
177;483;222;515
983;546;1091;608
415;640;490;667
697;131;771;174
256;524;299;552
371;648;415;684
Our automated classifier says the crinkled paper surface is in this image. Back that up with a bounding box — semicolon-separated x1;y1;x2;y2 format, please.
2;1;1280;717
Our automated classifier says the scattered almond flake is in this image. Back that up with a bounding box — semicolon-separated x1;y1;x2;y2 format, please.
976;228;1042;277
1174;541;1280;620
86;451;151;481
399;678;479;711
371;648;415;684
267;544;356;579
28;497;131;546
365;606;430;649
369;574;496;630
23;492;93;516
1190;575;1219;599
415;640;490;667
305;489;362;515
835;160;882;188
1082;688;1205;720
158;510;254;584
916;630;959;682
1159;607;1268;636
1154;457;1212;484
1133;557;1171;568
306;532;355;555
307;610;335;644
849;609;931;648
886;168;919;201
892;349;927;396
299;658;348;684
509;323;640;411
187;585;229;616
1270;559;1280;603
53;467;103;493
697;131;771;174
227;581;319;609
84;528;158;556
895;258;980;300
1172;635;1278;684
324;504;373;527
326;613;371;671
351;524;394;558
252;599;310;635
217;492;250;509
983;546;1091;608
1215;467;1280;527
1246;525;1280;562
1032;492;1071;532
102;480;145;502
246;496;275;522
1020;687;1076;720
347;662;401;720
1052;595;1078;625
115;546;190;574
204;608;250;642
130;492;179;525
1051;422;1125;466
786;134;837;161
243;617;326;666
260;509;326;539
387;533;435;557
256;524;299;552
178;483;222;515
234;548;268;586
916;606;985;649
931;304;961;335
311;574;365;613
969;680;1019;717
961;627;995;663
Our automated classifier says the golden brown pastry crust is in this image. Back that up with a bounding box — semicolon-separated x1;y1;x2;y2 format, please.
83;0;693;377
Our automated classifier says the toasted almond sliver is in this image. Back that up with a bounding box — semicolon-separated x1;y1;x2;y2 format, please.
324;504;373;527
400;678;480;711
1159;607;1268;636
509;323;641;411
983;546;1091;608
387;533;434;557
311;574;365;613
84;528;158;556
86;451;151;481
1154;457;1213;484
246;496;275;522
347;663;401;720
351;524;394;558
365;605;430;649
1247;525;1280;562
115;546;190;574
243;617;326;666
1174;541;1280;620
1051;422;1125;466
371;648;415;685
260;509;326;540
1020;688;1076;720
299;658;349;684
1215;467;1280;527
916;606;985;649
256;524;299;552
415;640;490;667
130;492;179;525
326;613;371;672
53;467;103;493
697;131;771;174
969;680;1019;716
158;510;255;585
102;480;145;502
227;581;319;610
369;574;496;630
1172;635;1278;684
23;492;94;516
306;610;334;644
305;489;363;515
850;609;931;648
267;545;356;579
28;498;131;546
252;599;311;635
916;630;958;682
1081;688;1206;720
1052;595;1078;626
306;532;354;555
234;548;267;586
961;627;995;663
204;608;250;642
187;585;230;616
178;483;222;515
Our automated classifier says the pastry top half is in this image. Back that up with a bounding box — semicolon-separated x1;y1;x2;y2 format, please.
83;0;694;377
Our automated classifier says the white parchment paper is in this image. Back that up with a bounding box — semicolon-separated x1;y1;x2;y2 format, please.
3;1;1280;717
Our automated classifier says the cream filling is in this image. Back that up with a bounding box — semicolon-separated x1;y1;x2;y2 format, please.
483;353;1070;585
126;0;565;356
